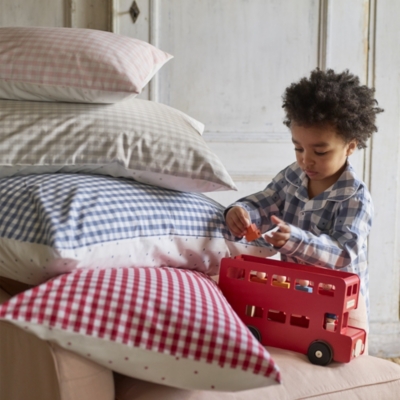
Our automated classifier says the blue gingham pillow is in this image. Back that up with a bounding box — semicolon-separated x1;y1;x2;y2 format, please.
0;174;275;285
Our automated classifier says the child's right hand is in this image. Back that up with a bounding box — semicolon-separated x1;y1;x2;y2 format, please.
225;206;251;237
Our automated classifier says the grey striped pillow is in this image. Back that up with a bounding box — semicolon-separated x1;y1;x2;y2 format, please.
0;98;236;193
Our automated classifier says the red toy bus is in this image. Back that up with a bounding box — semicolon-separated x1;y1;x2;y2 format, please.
218;254;366;366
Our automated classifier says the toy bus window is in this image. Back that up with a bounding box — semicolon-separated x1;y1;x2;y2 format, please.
318;283;335;296
249;270;268;284
295;279;313;293
271;275;290;289
352;283;358;295
267;309;286;323
347;286;352;296
227;267;245;280
324;313;338;332
290;314;310;328
342;312;349;328
245;305;264;318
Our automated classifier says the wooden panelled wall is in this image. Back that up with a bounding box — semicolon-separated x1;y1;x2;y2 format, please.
0;0;399;358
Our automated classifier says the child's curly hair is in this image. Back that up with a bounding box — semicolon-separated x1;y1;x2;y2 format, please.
282;68;384;149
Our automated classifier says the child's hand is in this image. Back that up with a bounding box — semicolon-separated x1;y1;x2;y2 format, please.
225;206;251;237
264;215;291;248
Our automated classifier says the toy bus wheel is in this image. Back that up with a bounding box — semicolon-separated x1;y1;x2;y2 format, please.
307;341;333;366
247;326;262;342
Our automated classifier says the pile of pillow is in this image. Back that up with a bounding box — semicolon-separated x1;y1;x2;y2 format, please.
0;26;280;391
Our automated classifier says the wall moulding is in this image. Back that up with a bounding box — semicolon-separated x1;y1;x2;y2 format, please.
318;0;328;70
203;132;291;144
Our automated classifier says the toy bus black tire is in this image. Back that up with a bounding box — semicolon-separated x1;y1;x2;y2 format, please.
307;341;333;366
247;326;262;342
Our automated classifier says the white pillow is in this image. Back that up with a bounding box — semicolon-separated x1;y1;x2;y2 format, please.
0;98;236;193
0;174;275;285
0;27;172;103
0;267;281;391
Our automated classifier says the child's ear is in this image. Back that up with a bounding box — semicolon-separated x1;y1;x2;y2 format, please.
346;140;357;156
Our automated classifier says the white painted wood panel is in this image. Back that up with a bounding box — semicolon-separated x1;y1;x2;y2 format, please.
204;138;293;205
368;0;400;357
152;0;320;205
326;0;370;82
324;0;370;181
111;0;152;100
68;0;109;30
0;0;65;27
0;0;110;30
111;0;150;42
156;0;319;132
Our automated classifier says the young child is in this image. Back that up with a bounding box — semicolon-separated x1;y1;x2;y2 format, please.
225;68;383;318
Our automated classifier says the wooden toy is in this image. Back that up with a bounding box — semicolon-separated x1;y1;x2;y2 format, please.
272;275;290;289
218;254;366;366
245;223;261;242
250;271;267;284
325;313;338;332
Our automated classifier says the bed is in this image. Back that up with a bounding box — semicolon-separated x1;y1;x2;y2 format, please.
0;26;399;399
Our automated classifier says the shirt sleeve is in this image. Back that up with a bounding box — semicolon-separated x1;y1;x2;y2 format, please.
278;188;373;272
225;168;288;233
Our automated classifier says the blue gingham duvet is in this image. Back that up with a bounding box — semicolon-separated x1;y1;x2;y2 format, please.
0;174;276;284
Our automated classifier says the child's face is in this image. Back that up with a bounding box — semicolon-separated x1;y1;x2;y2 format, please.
291;123;357;189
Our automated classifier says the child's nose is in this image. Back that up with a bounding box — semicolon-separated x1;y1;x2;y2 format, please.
303;152;314;165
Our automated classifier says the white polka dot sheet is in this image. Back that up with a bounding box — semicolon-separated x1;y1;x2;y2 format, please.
0;98;235;193
0;267;281;391
0;174;276;285
0;27;172;104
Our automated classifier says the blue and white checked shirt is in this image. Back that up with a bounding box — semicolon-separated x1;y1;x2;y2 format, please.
229;161;373;317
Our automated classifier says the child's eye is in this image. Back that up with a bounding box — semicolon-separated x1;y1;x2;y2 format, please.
294;148;303;152
315;151;328;156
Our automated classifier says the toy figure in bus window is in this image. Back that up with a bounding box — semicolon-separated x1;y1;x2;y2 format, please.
296;279;313;293
272;275;290;288
319;283;335;297
250;271;267;284
325;313;338;332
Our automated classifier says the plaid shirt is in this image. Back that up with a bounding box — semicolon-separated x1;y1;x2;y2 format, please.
230;161;373;317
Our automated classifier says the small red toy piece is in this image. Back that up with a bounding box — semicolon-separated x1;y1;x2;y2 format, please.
245;223;261;242
218;254;366;366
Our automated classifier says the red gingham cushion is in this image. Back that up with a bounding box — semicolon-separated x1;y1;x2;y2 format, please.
0;267;280;391
0;27;172;103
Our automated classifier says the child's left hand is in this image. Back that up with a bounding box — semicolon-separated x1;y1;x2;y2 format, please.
264;215;291;248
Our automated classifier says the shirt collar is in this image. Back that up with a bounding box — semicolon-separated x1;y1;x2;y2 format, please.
285;161;362;202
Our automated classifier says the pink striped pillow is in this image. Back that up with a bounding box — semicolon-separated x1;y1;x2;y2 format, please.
0;27;172;103
0;267;280;391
